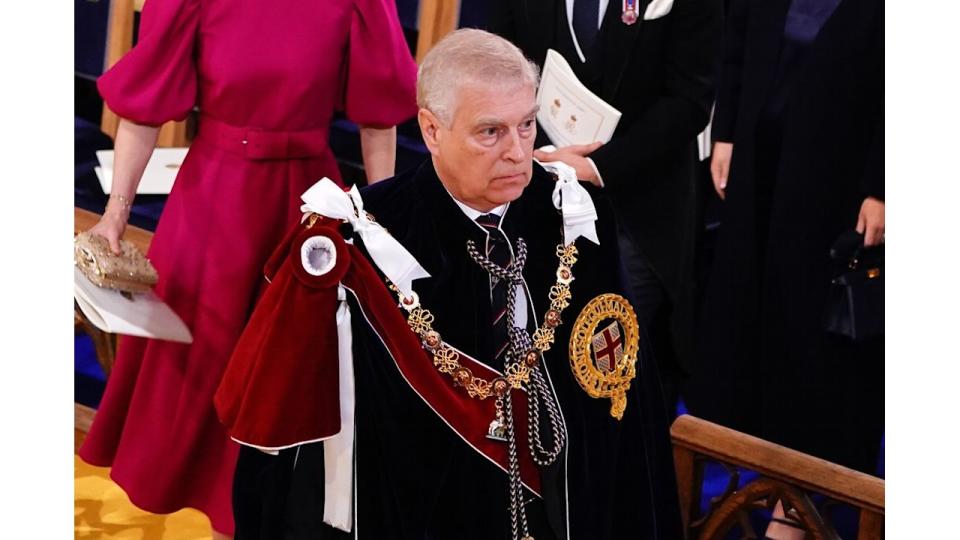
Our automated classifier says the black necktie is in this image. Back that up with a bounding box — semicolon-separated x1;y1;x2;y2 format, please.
476;213;512;365
573;0;600;58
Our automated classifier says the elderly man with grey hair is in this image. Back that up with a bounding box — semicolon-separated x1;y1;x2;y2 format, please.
221;28;681;540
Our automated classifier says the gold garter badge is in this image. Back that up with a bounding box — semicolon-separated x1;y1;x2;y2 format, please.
568;294;640;420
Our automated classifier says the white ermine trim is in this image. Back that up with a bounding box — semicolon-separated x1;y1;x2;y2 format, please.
301;235;338;276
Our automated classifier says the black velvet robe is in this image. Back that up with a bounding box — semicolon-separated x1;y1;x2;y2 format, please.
232;161;682;539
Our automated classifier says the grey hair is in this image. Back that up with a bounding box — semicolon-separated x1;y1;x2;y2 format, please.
417;28;541;126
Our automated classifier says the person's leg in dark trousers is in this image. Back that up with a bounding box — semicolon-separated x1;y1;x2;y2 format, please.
617;225;680;415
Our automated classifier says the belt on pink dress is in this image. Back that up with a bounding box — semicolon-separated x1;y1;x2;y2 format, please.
196;115;329;160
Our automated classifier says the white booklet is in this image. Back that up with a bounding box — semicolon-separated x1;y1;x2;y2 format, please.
537;49;622;148
74;267;193;344
95;148;188;195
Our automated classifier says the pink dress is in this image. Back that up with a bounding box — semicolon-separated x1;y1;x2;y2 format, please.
77;0;417;534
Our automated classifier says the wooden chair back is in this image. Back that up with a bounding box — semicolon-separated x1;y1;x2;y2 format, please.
100;0;189;147
415;0;461;62
671;414;884;539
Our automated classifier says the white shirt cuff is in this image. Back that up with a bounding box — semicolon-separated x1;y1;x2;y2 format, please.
586;157;604;188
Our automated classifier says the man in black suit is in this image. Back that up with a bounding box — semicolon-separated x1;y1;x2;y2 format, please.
489;0;722;411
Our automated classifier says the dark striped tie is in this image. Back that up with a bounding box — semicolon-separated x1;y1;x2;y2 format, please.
476;213;513;365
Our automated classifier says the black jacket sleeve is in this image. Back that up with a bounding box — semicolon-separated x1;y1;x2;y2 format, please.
858;0;884;201
711;0;748;143
859;112;884;201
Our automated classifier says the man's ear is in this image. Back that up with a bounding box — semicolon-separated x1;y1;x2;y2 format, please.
418;108;443;157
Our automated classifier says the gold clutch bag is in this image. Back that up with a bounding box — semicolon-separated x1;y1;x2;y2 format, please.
74;231;159;294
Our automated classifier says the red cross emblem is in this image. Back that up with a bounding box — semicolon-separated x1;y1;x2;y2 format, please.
591;321;624;373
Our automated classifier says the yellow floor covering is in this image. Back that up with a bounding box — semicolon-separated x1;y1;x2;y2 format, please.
75;454;212;539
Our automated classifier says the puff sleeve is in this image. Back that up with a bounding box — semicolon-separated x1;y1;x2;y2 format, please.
340;0;418;127
96;0;200;126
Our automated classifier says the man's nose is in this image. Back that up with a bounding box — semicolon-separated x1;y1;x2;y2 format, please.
502;129;526;162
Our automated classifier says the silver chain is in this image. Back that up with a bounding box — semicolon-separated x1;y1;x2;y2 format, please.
467;237;567;540
504;391;531;540
527;367;567;466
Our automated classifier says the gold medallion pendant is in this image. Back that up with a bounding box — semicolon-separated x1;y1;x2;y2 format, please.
568;293;640;420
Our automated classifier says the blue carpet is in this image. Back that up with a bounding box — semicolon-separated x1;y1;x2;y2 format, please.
74;334;106;409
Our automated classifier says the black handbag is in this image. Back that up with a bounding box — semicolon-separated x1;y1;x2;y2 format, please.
824;230;884;341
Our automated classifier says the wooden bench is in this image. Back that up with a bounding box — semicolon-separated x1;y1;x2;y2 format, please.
671;414;884;539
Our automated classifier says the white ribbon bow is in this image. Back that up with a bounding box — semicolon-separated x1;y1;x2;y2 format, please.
300;178;431;298
539;161;600;246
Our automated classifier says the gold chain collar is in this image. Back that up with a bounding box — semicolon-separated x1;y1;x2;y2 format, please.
393;242;579;398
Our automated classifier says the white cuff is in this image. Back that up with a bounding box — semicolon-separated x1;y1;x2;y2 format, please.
586;157;605;188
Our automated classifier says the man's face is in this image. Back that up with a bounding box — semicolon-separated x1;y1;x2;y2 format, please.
419;82;538;212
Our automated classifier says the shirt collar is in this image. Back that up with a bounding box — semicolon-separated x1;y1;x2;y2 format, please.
445;188;509;222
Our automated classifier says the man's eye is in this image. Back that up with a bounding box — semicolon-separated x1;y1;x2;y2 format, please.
521;119;535;129
482;127;499;137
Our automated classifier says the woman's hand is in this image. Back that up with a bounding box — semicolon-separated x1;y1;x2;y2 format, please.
710;141;733;200
89;200;130;255
856;197;885;247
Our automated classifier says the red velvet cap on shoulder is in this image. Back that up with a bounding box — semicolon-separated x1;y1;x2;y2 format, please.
215;219;346;449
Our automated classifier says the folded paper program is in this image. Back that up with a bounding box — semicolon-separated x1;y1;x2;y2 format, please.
95;148;187;195
536;49;622;148
74;267;193;343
